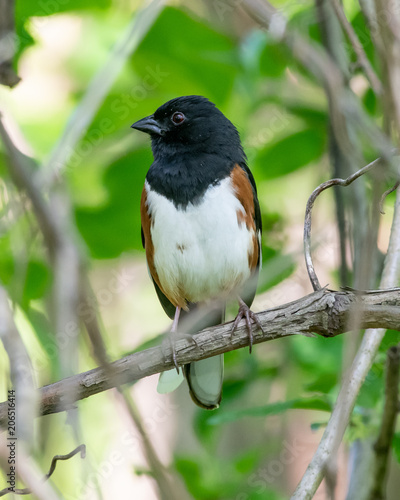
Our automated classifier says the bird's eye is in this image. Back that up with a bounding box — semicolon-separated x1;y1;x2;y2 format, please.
171;112;186;125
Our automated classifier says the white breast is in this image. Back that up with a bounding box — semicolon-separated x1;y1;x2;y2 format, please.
145;177;255;306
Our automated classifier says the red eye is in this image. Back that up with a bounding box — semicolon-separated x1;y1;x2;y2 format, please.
171;112;185;125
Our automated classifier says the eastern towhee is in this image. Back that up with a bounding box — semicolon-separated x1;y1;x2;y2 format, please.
131;96;262;410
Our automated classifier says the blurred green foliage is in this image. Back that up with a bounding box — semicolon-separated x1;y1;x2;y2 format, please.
0;1;398;499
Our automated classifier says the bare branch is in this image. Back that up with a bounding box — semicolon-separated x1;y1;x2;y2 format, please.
0;116;81;394
292;186;400;500
369;345;400;500
0;445;85;497
0;118;60;251
0;286;36;447
0;0;20;87
373;0;400;135
304;156;384;291
329;0;382;94
0;287;399;426
240;0;393;162
42;0;165;184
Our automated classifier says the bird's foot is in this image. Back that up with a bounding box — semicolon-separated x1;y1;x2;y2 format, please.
231;299;264;354
162;331;198;374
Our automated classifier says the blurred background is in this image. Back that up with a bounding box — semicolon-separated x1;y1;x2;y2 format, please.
0;0;399;498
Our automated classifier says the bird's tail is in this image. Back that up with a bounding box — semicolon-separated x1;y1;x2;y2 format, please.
184;354;224;410
157;305;224;410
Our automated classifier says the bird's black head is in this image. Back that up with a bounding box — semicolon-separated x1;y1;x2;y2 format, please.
131;95;245;163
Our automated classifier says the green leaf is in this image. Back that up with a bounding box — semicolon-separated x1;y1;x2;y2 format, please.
288;8;321;44
289;333;343;375
351;12;376;68
379;330;400;352
255;129;326;178
75;147;152;258
285;104;328;128
15;0;112;65
363;88;377;116
132;7;239;103
356;360;384;408
234;449;261;475
174;458;213;500
0;236;14;287
0;236;50;306
305;373;338;394
208;396;332;425
14;20;35;65
22;260;51;304
258;246;296;293
16;0;111;19
25;308;59;378
392;432;400;463
259;38;290;78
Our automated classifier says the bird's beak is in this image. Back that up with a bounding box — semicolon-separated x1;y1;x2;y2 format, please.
130;115;164;136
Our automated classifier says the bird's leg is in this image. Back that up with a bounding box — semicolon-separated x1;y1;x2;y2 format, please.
164;306;198;374
231;297;264;354
165;306;181;374
171;305;181;334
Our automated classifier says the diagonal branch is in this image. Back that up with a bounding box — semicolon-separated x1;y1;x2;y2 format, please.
42;0;165;184
369;345;400;500
0;287;36;448
329;0;382;94
0;287;399;427
240;0;393;161
292;185;400;500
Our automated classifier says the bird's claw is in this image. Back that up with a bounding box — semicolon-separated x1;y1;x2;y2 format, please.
231;301;264;354
162;331;198;374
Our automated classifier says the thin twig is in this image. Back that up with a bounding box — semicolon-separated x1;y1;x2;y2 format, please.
0;286;36;446
118;391;183;500
380;180;400;214
0;446;61;500
369;345;400;500
240;0;394;163
0;445;86;496
304;156;384;291
0;287;400;426
0;118;60;250
316;0;376;298
0;116;82;409
292;186;400;500
373;0;400;134
42;0;165;184
329;0;382;94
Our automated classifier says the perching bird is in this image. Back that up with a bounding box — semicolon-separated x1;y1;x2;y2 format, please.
131;95;262;410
